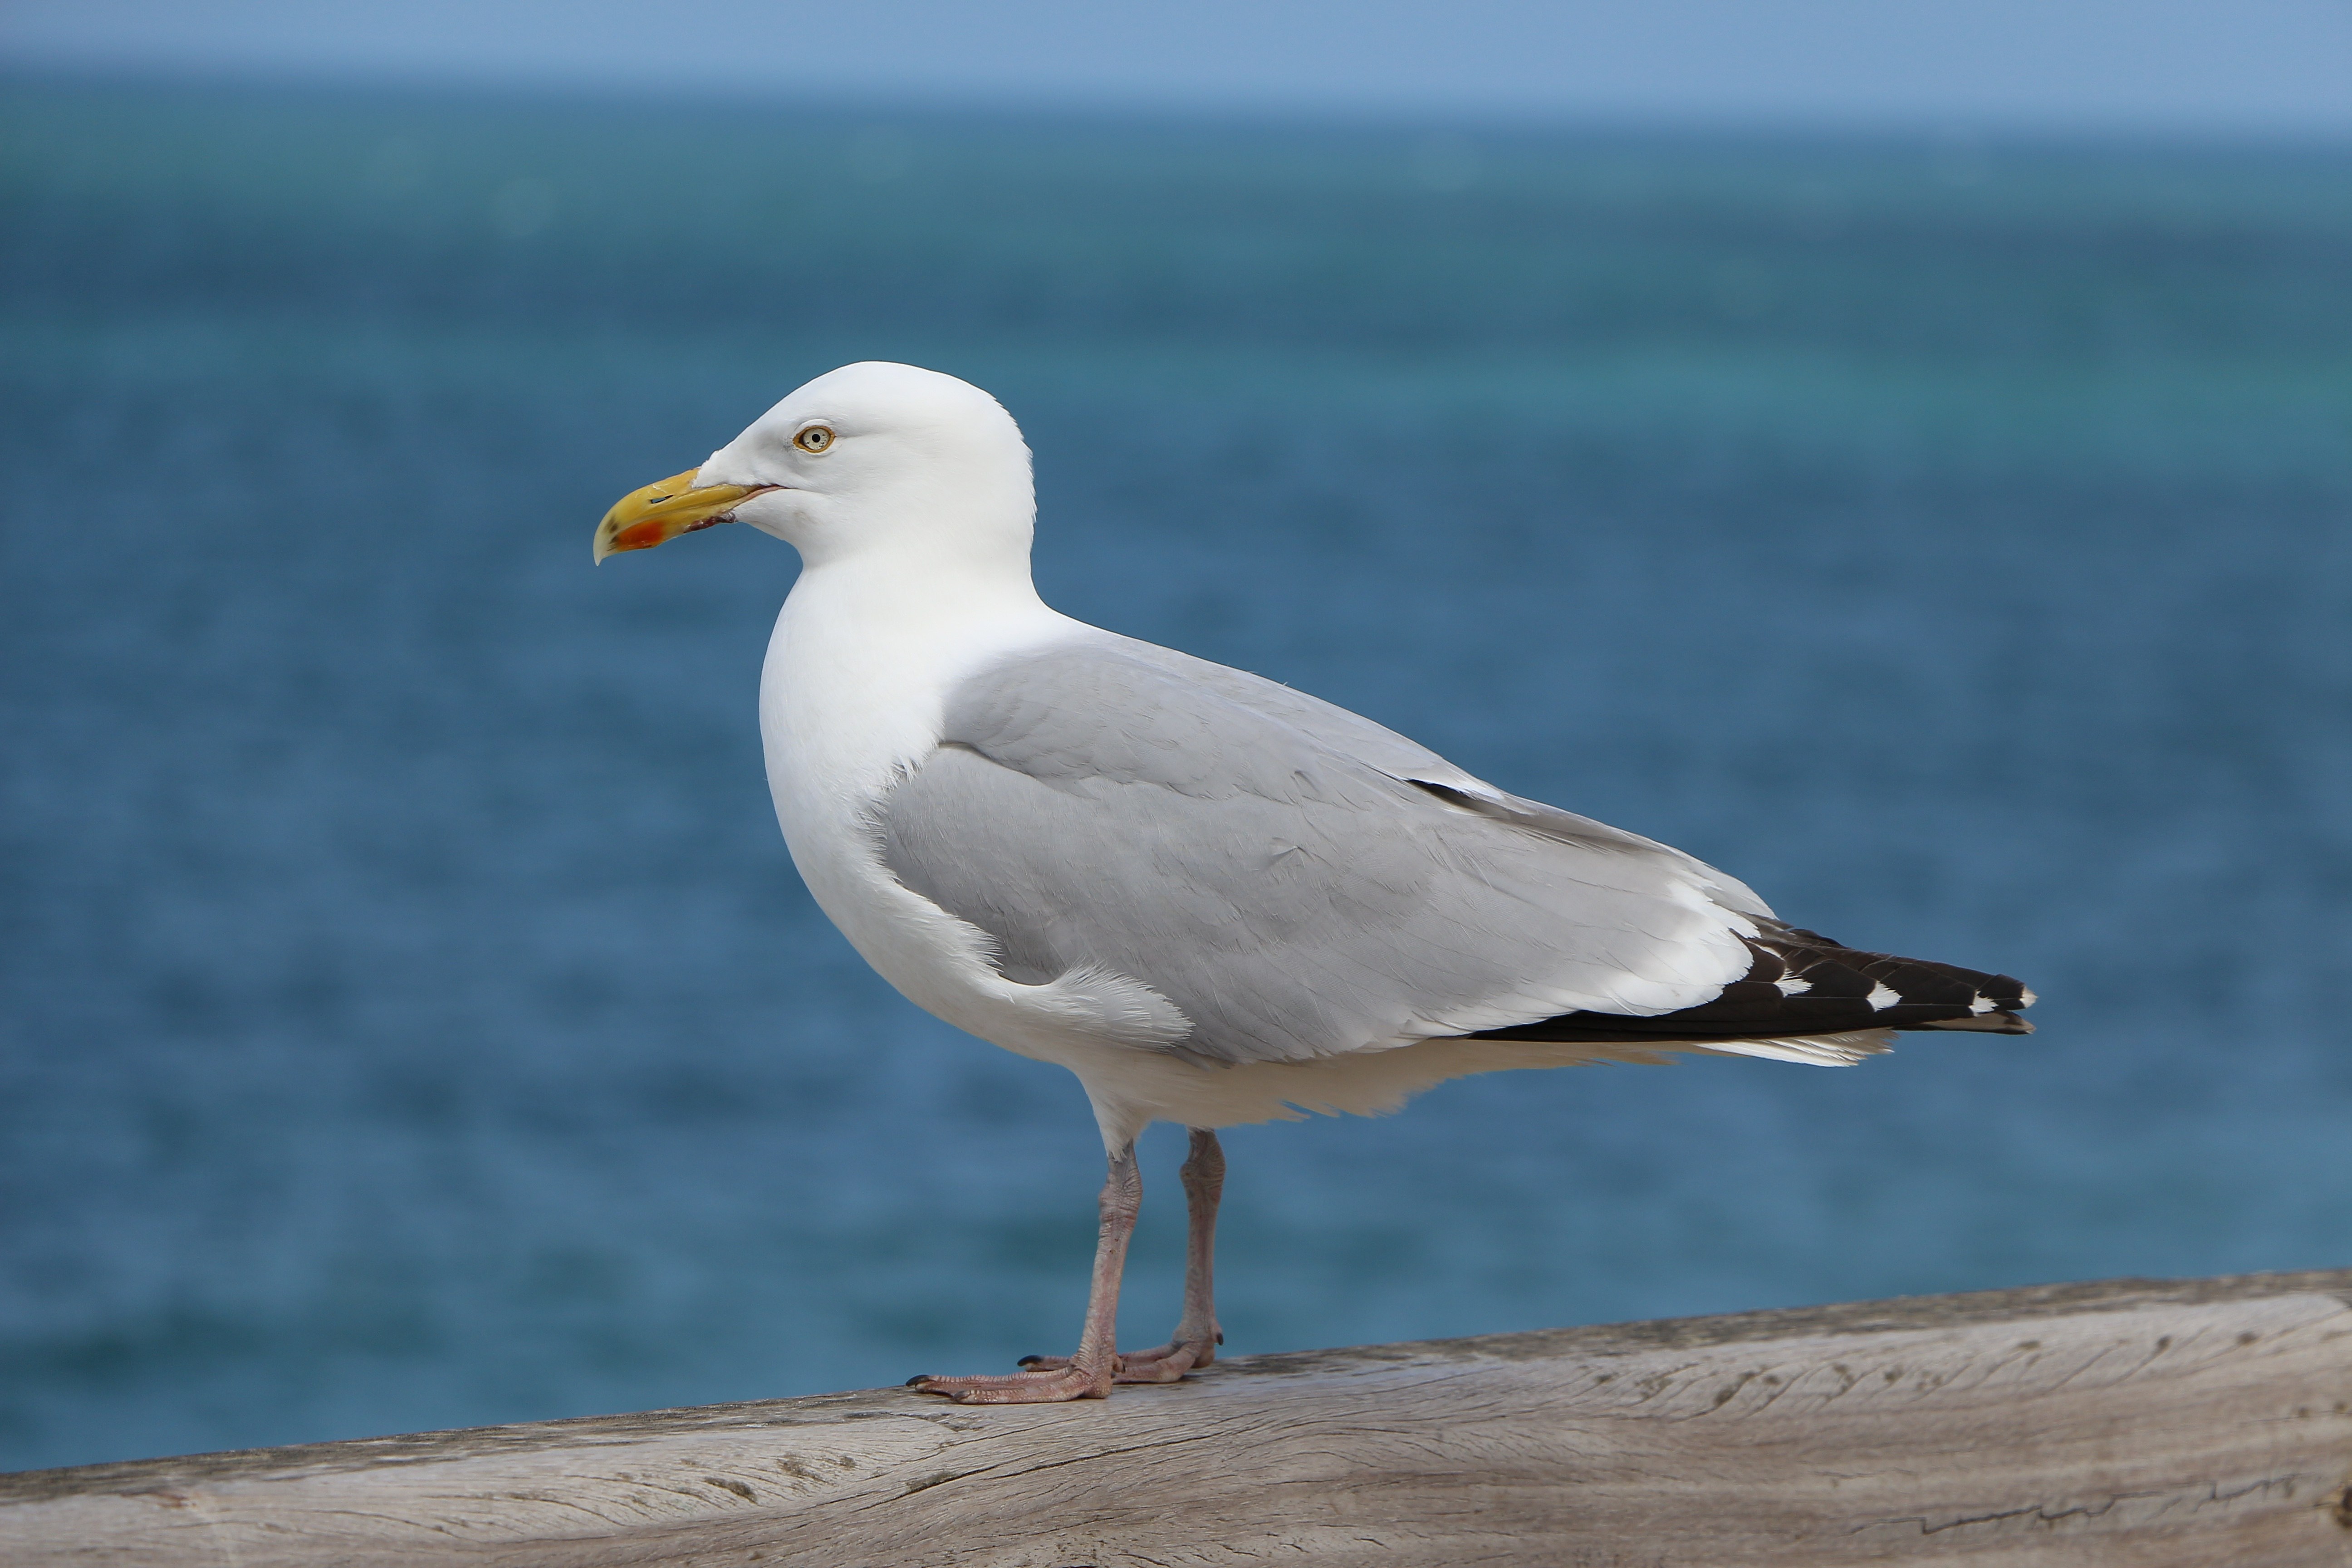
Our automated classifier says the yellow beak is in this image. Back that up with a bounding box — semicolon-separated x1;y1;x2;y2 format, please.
593;469;773;563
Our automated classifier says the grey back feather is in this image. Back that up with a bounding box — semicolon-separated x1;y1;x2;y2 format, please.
879;633;1767;1065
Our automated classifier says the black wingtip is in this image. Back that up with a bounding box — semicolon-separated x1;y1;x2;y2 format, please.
1468;926;2038;1046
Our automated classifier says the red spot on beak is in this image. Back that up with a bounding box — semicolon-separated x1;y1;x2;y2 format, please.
609;519;676;553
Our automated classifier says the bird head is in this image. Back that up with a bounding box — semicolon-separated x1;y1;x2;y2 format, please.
593;362;1035;571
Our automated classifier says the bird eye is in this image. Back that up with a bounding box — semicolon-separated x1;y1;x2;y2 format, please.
794;425;835;454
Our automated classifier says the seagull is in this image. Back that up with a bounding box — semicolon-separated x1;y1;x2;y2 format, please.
594;361;2034;1405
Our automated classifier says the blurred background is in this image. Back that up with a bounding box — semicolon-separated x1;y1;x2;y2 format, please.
3;1;2349;1473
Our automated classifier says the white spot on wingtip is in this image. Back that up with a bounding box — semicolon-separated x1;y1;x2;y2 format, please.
1866;982;1901;1010
1969;993;1995;1014
2019;987;2038;1007
1773;975;1811;995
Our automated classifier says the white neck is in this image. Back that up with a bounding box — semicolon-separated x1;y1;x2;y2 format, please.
759;545;1075;830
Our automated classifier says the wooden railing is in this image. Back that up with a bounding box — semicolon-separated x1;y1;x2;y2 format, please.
5;1269;2349;1565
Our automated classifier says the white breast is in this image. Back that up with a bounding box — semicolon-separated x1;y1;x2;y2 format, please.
757;556;1186;1069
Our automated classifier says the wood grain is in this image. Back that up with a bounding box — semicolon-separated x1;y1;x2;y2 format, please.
6;1269;2349;1566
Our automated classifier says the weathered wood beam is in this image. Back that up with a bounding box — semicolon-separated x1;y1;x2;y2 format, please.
5;1269;2349;1566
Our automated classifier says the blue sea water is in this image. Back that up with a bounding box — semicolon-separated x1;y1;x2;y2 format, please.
2;78;2349;1473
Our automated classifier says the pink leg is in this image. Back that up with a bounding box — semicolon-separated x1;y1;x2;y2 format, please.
1020;1127;1225;1385
907;1142;1142;1404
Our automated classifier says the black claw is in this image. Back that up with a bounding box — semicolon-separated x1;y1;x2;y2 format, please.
1016;1354;1046;1368
905;1374;933;1387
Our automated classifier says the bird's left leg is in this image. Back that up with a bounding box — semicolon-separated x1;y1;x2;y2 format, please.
1022;1126;1224;1383
907;1141;1141;1404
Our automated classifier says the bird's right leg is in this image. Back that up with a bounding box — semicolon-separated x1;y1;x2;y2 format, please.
908;1141;1140;1403
1022;1126;1224;1383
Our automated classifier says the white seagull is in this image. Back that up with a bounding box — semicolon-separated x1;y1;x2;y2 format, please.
594;362;2034;1404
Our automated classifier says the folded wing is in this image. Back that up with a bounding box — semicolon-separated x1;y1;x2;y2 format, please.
881;635;1880;1066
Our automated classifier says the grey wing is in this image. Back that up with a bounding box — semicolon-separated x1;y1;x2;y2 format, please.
1099;634;1773;918
879;637;1766;1065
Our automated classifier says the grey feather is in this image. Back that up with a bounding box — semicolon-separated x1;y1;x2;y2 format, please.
879;633;1766;1066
